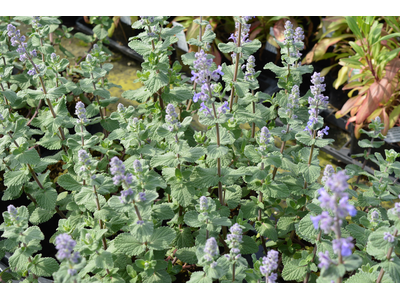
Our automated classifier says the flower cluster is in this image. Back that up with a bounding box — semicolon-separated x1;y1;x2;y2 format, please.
304;72;329;135
133;159;143;174
32;16;42;29
110;156;133;186
259;250;279;283
229;16;254;46
390;202;400;218
204;237;219;267
282;20;305;59
7;205;19;222
383;232;395;243
311;167;356;264
244;55;256;82
367;208;381;226
78;149;91;166
7;23;39;73
217;101;229;115
75;101;88;124
191;49;224;103
117;103;125;113
317;251;331;269
258;126;272;151
165;103;181;132
225;223;243;260
55;234;81;276
199;196;209;213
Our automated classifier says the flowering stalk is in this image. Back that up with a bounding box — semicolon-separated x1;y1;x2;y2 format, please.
310;167;357;282
303;73;329;190
259;250;279;283
7;24;67;151
376;229;397;282
225;223;243;282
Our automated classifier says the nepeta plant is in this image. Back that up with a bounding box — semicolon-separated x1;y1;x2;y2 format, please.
1;16;400;284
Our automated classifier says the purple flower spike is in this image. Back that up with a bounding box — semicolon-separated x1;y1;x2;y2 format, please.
384;232;395;243
317;251;331;269
55;234;77;261
332;237;354;257
204;237;219;262
326;170;349;194
260;249;279;283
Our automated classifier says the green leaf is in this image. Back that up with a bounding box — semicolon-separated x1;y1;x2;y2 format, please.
282;261;307;282
184;211;203;227
343;254;362;272
29;257;59;277
381;256;400;283
345;16;363;39
239;235;259;255
100;118;120;132
57;173;82;191
151;152;177;168
161;87;193;103
345;271;377;283
218;42;238;54
187;271;213;283
29;207;56;225
4;169;30;187
20;226;44;244
35;187;57;211
74;32;93;43
113;233;146;256
295;213;318;243
366;227;394;260
174;228;195;249
146;71;169;94
255;221;278;241
93;24;109;40
143;269;171;283
15;149;41;165
207;144;229;159
152;203;174;220
9;248;31;272
298;163;321;184
95;251;114;269
171;182;196;207
175;247;198;264
148;227;176;250
295;131;315;146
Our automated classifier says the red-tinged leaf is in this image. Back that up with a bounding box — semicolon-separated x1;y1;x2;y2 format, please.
384;58;400;81
355;81;391;125
354;122;364;139
343;81;363;90
382;109;390;136
346;115;357;129
249;28;262;41
335;94;365;118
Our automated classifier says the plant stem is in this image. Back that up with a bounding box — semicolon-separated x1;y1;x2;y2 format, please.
229;22;242;112
0;83;12;114
376;229;398;283
303;231;321;283
258;162;269;255
272;123;291;180
93;185;108;250
232;261;236;282
186;16;203;111
251;91;256;139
